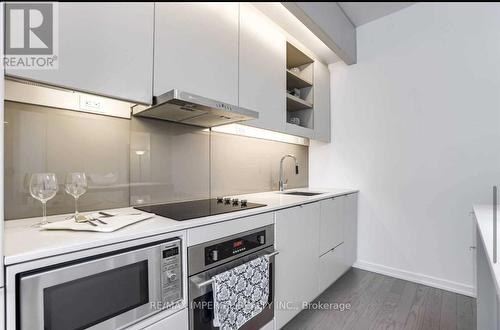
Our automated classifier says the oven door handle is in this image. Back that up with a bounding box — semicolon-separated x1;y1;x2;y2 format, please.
196;250;279;289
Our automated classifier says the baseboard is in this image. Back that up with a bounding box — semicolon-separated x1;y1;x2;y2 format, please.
353;260;476;298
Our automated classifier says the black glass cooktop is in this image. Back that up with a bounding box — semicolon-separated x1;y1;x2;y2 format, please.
134;198;266;221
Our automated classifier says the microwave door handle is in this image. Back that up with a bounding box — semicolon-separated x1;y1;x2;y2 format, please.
196;250;280;289
197;278;214;289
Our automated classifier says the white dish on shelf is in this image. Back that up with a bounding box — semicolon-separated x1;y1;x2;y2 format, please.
290;117;301;125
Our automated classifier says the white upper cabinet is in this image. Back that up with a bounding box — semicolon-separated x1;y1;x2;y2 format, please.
6;3;154;104
154;3;239;105
313;61;331;142
239;3;286;132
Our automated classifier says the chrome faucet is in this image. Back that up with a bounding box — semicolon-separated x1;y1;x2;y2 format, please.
279;154;299;191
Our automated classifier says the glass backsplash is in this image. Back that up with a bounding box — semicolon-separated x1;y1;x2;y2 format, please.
4;101;308;220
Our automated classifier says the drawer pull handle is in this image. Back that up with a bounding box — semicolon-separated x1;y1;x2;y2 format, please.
331;242;344;251
495;186;497;263
319;242;344;257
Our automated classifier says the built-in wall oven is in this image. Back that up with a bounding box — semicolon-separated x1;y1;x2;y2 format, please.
188;225;276;330
16;238;183;330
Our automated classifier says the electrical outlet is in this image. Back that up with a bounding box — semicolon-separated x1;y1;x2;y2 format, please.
79;95;103;112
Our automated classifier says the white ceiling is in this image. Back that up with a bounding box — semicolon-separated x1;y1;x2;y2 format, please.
337;2;415;27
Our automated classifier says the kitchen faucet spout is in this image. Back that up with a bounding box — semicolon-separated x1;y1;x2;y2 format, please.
279;154;299;192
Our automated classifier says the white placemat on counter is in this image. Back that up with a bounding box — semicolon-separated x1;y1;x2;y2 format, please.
40;213;154;233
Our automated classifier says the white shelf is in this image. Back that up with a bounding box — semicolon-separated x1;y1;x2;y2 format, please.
287;42;314;68
286;69;313;89
286;93;313;111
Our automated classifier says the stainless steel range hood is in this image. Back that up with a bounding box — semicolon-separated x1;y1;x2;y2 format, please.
132;89;259;128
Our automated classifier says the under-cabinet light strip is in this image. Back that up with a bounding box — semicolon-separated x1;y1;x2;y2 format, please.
211;123;309;146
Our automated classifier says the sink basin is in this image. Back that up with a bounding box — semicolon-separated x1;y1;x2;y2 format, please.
280;191;324;196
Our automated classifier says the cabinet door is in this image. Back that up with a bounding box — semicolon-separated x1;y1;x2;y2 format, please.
275;203;320;329
6;3;154;104
239;3;286;132
141;308;188;330
476;228;499;330
313;61;331;142
343;193;358;267
318;243;345;293
0;288;3;330
154;3;239;105
285;123;315;140
319;196;344;256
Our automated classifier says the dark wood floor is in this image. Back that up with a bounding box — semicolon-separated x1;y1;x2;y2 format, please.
283;268;476;330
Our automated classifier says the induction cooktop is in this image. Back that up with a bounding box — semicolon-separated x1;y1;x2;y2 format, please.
134;197;266;221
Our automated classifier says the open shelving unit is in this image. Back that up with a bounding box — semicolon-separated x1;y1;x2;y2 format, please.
286;93;313;111
286;69;312;89
286;41;314;131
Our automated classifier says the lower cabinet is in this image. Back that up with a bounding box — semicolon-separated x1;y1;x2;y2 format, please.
476;224;500;330
141;308;188;330
0;287;4;330
317;193;358;294
261;320;275;330
274;193;358;329
275;203;320;329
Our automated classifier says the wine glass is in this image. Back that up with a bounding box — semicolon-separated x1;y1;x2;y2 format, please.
65;172;88;222
29;173;58;227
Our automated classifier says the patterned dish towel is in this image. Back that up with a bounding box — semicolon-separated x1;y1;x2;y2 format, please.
212;255;270;330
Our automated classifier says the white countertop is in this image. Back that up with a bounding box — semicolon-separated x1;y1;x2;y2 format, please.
474;204;500;294
5;187;357;266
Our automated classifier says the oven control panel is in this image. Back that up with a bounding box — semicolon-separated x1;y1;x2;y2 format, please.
160;240;182;306
205;230;266;265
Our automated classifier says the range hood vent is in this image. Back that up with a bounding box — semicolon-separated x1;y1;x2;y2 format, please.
132;89;258;128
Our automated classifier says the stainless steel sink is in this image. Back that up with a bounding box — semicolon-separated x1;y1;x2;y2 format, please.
280;191;324;196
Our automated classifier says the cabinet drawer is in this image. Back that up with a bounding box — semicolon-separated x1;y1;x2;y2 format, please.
0;287;3;330
142;308;188;330
319;243;346;294
187;212;274;246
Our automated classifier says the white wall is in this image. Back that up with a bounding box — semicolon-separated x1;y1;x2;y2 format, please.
0;1;5;290
310;3;500;296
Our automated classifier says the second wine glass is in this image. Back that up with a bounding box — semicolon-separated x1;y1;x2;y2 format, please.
65;172;88;222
